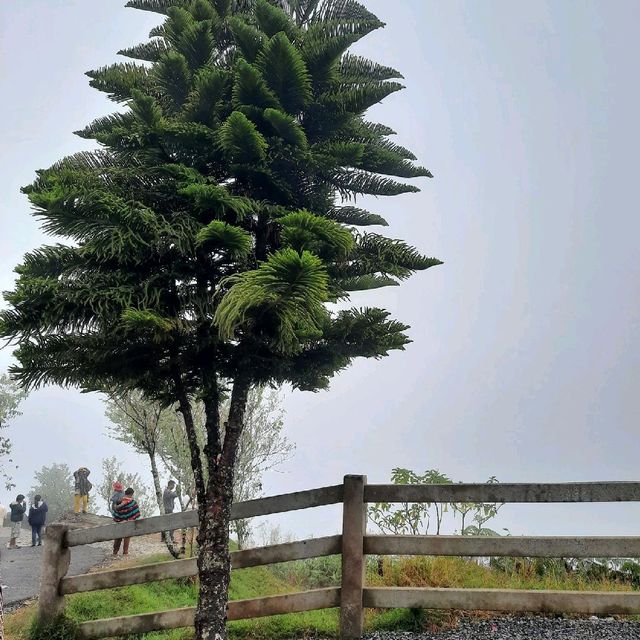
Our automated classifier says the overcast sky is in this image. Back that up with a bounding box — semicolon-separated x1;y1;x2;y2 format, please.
1;0;639;541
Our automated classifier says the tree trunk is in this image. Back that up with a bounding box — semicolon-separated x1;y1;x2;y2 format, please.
149;452;164;515
194;377;250;640
149;451;183;559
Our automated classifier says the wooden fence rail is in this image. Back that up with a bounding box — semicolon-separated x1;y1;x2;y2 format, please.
38;476;640;639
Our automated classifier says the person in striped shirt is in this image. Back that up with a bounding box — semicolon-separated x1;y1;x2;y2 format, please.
112;487;141;556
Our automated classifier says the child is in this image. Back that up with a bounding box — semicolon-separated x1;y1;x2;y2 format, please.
27;494;48;546
110;481;125;515
8;495;26;549
112;487;141;556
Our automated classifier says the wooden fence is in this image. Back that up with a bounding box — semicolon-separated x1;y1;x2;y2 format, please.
38;476;640;639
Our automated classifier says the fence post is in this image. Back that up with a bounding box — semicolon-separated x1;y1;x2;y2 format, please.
340;474;367;640
38;524;70;625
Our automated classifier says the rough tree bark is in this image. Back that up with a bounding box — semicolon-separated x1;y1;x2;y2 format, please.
194;376;250;640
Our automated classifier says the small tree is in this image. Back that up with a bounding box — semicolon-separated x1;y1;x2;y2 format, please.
157;386;294;548
369;468;504;537
30;463;76;521
225;386;293;548
98;456;156;518
0;373;28;490
105;391;168;514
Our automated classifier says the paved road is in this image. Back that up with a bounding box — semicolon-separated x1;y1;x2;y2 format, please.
0;530;108;606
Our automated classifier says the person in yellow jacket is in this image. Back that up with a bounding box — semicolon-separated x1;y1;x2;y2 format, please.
73;467;92;514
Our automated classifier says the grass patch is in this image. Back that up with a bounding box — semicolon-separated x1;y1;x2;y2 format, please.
369;556;635;592
6;553;636;640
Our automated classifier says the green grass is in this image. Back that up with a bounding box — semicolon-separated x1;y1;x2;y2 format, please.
6;553;637;640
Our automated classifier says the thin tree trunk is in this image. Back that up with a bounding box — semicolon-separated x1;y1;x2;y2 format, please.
194;377;250;640
174;379;206;508
149;450;183;559
149;452;164;514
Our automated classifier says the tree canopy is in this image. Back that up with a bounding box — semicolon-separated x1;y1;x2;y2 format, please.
1;0;441;404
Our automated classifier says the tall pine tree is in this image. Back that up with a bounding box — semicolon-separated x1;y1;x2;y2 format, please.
1;1;441;637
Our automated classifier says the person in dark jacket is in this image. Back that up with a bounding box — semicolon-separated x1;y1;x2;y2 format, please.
112;487;141;556
73;467;92;514
8;494;26;549
28;494;48;546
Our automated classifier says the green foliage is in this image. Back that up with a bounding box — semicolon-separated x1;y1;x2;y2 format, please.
233;59;281;112
28;615;79;640
0;373;28;490
369;468;504;537
228;17;266;63
11;550;636;640
30;462;77;521
279;210;354;257
255;0;300;41
219;111;269;164
214;249;329;352
118;38;170;62
256;32;311;114
154;51;192;111
196;221;253;259
263;108;308;148
3;0;441;402
86;63;150;103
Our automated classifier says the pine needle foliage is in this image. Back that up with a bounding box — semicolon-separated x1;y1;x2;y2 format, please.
3;0;441;396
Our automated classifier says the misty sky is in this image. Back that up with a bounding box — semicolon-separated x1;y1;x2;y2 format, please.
1;0;639;541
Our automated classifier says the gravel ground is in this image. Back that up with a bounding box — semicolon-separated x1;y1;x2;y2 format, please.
366;616;640;639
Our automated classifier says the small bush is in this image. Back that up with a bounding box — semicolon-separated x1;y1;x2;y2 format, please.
28;615;79;640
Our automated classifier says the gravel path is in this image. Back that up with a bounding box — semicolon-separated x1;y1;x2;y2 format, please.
0;527;108;606
367;616;640;639
0;520;167;607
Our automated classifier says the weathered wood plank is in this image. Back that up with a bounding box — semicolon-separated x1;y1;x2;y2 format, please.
228;587;340;620
363;587;640;615
67;485;343;547
340;475;366;640
61;558;197;595
63;536;342;594
78;607;195;639
231;485;344;520
364;587;640;615
38;525;70;624
364;535;640;559
78;589;341;639
233;535;342;570
365;482;640;504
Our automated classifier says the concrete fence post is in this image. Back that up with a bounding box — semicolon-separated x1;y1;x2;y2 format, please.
38;524;71;625
340;474;367;640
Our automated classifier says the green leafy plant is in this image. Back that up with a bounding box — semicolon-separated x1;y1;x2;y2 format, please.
369;468;504;537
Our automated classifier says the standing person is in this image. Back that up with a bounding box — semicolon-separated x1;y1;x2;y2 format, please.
73;467;92;514
163;480;180;543
112;488;141;556
110;481;125;514
27;494;48;546
8;495;26;549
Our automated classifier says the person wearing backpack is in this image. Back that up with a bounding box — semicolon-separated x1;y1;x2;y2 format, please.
28;494;48;546
112;487;141;556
